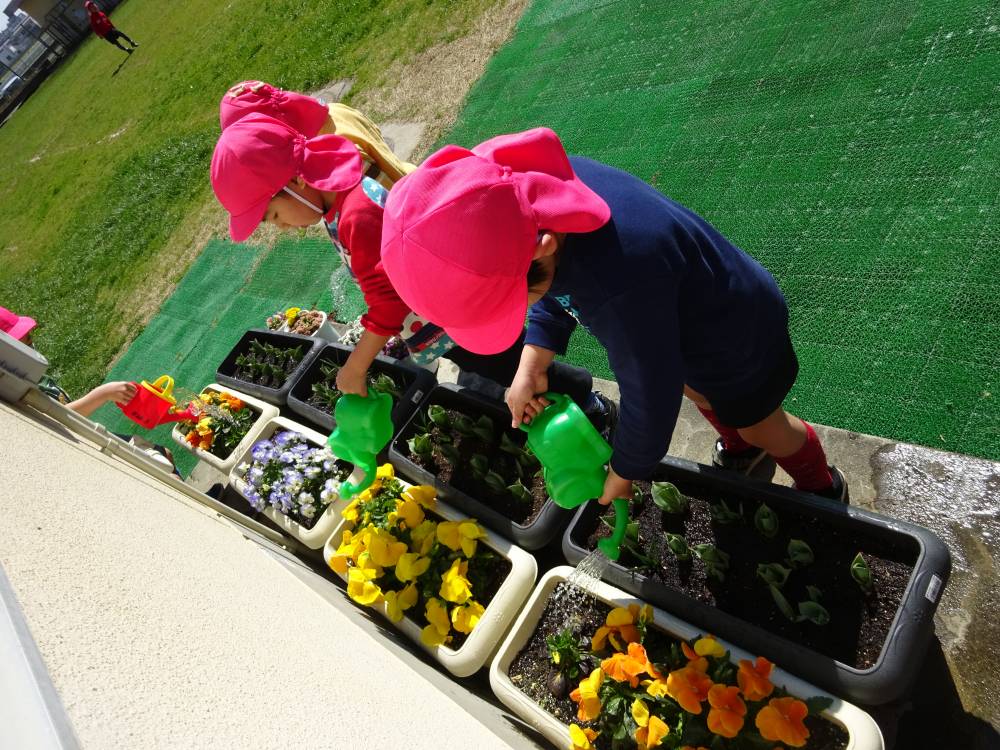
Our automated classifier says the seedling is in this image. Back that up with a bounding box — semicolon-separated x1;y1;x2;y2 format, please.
546;628;586;697
786;539;815;568
428;404;451;428
507;481;532;503
693;543;730;582
407;433;434;460
850;552;874;594
710;499;743;525
602;516;659;567
651;481;688;513
798;600;831;625
483;470;507;494
754;503;780;539
469;453;490;479
757;562;791;588
664;532;692;562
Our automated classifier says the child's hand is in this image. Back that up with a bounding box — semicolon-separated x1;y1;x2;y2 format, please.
506;368;550;427
100;381;137;406
598;467;632;506
336;362;369;397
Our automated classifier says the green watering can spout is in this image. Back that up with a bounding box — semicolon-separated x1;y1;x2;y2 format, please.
326;391;394;498
519;392;630;561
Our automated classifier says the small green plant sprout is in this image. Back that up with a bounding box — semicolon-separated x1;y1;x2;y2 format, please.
757;562;791;588
484;470;507;494
545;628;585;698
650;481;688;513
428;404;451;428
472;415;495;443
507;481;532;503
438;441;460;465
693;544;731;582
602;517;659;567
370;372;401;399
806;585;823;602
453;413;476;437
499;432;521;456
710;499;743;525
797;600;831;626
407;433;434;459
786;539;815;568
850;552;874;594
754;502;780;539
664;532;692;562
468;453;489;479
770;585;797;621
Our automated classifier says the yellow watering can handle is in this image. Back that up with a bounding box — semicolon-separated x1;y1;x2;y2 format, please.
140;375;176;404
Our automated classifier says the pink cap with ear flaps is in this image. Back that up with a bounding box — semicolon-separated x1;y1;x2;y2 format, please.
379;127;610;355
219;80;329;136
210;113;362;242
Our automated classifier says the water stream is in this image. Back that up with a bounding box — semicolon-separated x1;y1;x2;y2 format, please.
550;549;611;630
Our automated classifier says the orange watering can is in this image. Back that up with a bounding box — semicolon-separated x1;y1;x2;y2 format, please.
117;375;201;430
519;392;630;560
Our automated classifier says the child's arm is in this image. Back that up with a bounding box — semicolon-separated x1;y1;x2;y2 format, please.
67;381;137;418
336;329;390;396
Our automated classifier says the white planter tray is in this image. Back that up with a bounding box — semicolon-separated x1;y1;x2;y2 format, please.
323;474;538;677
171;384;278;475
228;415;364;549
490;566;885;750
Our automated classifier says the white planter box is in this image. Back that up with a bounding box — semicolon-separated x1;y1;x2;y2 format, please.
171;384;278;475
323;475;538;677
280;311;339;343
228;415;365;549
490;566;885;750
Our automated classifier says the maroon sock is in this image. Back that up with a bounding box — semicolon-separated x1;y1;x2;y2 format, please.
773;421;833;491
697;406;753;452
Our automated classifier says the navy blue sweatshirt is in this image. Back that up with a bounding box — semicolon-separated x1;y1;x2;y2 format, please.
525;157;790;479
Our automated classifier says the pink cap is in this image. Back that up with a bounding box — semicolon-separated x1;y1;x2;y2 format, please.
0;306;37;341
380;127;610;354
219;81;329;136
210;113;362;242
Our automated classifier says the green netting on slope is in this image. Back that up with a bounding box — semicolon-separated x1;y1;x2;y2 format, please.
441;0;999;460
92;236;362;476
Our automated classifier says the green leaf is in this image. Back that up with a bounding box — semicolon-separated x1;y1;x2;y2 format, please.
453;414;476;437
757;562;791;588
797;600;831;625
507;481;532;503
625;522;640;542
407;433;433;458
665;532;691;561
694;543;730;582
472;415;495;443
850;551;874;593
484;471;507;493
754;503;780;539
710;499;743;525
469;453;489;478
786;539;815;567
769;585;796;621
650;481;688;513
806;585;823;602
428;404;451;428
438;442;460;465
499;432;521;456
805;696;834;715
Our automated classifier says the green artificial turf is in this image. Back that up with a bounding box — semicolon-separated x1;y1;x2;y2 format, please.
440;0;999;459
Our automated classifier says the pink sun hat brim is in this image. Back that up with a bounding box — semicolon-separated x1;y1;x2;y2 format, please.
0;306;37;341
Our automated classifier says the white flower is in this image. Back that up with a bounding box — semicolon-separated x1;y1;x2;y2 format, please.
298;492;315;506
300;504;316;519
236;462;250;476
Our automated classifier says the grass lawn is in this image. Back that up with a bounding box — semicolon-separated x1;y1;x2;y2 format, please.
0;0;499;398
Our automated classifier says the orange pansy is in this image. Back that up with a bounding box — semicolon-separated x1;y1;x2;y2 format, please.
591;604;643;652
680;641;709;673
755;697;810;747
665;665;713;714
706;684;746;738
601;642;650;687
738;656;775;701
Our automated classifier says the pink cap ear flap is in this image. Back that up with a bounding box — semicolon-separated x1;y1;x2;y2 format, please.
296;134;363;192
472;127;576;180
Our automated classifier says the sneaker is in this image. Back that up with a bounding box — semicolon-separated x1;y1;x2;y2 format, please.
586;392;618;441
807;465;850;504
711;438;767;475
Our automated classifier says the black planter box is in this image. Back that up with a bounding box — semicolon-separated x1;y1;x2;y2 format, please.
562;454;951;705
216;329;324;407
389;383;574;551
286;342;435;434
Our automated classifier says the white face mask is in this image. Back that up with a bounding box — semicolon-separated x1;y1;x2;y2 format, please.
282;185;325;215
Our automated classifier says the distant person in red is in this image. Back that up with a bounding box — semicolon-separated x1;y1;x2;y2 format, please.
84;1;138;54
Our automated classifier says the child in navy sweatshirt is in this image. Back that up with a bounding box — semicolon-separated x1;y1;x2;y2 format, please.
379;128;847;505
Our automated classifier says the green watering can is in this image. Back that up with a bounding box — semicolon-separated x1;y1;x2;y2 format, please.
519;392;630;560
326;391;394;498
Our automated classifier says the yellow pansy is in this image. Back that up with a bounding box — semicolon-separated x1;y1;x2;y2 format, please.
694;635;726;658
395;552;431;582
633;698;670;749
439;559;473;604
410;520;438;555
437;520;487;557
328;529;366;574
367;528;407;568
376;464;395;480
347;567;382;606
402;484;437;509
384;583;418;623
196;417;213;436
341;497;361;523
451;600;485;634
284;306;301;324
569;668;604;722
569;724;598;750
645;678;670;699
395;498;425;528
420;598;451;647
